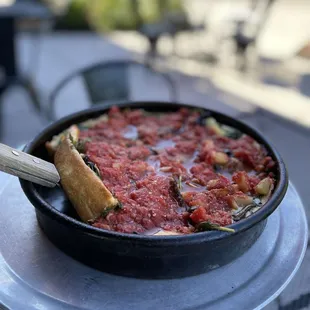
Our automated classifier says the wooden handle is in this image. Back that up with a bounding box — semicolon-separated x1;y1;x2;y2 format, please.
0;143;60;187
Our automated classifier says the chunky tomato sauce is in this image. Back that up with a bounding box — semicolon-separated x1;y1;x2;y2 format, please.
78;107;276;235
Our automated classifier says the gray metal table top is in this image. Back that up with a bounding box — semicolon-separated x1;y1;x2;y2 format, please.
0;175;307;310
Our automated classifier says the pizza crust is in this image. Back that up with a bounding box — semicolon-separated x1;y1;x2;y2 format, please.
54;136;119;222
46;125;80;157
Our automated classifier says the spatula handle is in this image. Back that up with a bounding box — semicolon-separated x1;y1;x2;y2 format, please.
0;143;60;187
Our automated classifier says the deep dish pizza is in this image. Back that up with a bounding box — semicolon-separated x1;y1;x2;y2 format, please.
46;107;276;235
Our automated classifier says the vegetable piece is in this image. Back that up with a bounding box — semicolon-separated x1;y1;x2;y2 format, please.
234;194;253;207
101;202;123;218
227;193;253;210
232;171;250;193
252;141;261;150
75;138;91;153
226;196;239;209
160;166;172;172
82;155;101;178
207;176;230;190
232;197;263;221
260;180;274;205
221;125;243;139
186;182;199;188
213;152;229;165
169;178;187;210
196;221;235;233
205;117;225;136
154;230;182;236
177;175;182;190
205;117;242;139
232;203;258;221
255;177;272;195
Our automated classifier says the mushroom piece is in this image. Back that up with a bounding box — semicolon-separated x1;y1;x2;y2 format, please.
255;177;273;196
256;177;274;205
232;171;250;193
234;194;253;207
213;152;229;165
154;230;182;236
227;193;253;210
205;117;225;136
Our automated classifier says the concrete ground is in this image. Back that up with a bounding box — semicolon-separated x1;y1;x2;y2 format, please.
0;32;310;310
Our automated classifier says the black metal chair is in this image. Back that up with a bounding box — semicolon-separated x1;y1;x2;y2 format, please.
231;0;275;71
46;59;177;121
0;0;55;140
130;0;196;64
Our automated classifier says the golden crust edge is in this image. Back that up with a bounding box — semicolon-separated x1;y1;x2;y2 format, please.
45;125;80;157
54;136;118;222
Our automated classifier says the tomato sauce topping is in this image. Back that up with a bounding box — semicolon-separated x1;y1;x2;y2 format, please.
78;107;276;235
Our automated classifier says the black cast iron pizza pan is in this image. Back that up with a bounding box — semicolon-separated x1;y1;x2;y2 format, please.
19;101;288;279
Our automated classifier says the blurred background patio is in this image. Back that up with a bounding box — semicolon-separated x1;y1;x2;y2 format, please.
0;0;310;309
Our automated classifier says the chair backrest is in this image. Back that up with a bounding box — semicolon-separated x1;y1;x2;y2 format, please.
47;60;177;121
83;62;131;103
